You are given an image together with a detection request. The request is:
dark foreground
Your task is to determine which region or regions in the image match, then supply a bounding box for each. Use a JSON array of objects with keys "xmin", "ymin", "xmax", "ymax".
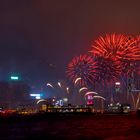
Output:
[{"xmin": 0, "ymin": 113, "xmax": 140, "ymax": 140}]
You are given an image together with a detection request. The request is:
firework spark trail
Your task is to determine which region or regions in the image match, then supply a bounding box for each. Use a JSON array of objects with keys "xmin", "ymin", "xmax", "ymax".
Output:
[
  {"xmin": 136, "ymin": 92, "xmax": 140, "ymax": 109},
  {"xmin": 84, "ymin": 91, "xmax": 98, "ymax": 96},
  {"xmin": 46, "ymin": 83, "xmax": 54, "ymax": 88},
  {"xmin": 74, "ymin": 77, "xmax": 82, "ymax": 85},
  {"xmin": 93, "ymin": 96, "xmax": 106, "ymax": 100},
  {"xmin": 79, "ymin": 87, "xmax": 88, "ymax": 93}
]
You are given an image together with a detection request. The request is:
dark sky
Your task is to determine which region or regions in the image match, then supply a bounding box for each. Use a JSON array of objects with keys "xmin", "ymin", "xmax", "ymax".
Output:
[{"xmin": 0, "ymin": 0, "xmax": 140, "ymax": 85}]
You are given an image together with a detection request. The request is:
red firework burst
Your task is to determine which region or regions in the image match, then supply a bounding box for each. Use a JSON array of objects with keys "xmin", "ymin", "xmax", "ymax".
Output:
[
  {"xmin": 95, "ymin": 57, "xmax": 121, "ymax": 83},
  {"xmin": 90, "ymin": 34, "xmax": 140, "ymax": 61},
  {"xmin": 66, "ymin": 54, "xmax": 98, "ymax": 86}
]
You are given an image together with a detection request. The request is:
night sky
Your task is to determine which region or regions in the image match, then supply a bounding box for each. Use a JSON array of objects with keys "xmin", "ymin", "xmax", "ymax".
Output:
[{"xmin": 0, "ymin": 0, "xmax": 140, "ymax": 86}]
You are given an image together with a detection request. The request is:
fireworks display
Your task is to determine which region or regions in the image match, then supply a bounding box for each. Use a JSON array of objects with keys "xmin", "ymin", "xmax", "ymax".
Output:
[
  {"xmin": 90, "ymin": 34, "xmax": 140, "ymax": 61},
  {"xmin": 65, "ymin": 33, "xmax": 140, "ymax": 108},
  {"xmin": 89, "ymin": 34, "xmax": 140, "ymax": 75},
  {"xmin": 66, "ymin": 54, "xmax": 98, "ymax": 86},
  {"xmin": 66, "ymin": 33, "xmax": 140, "ymax": 90},
  {"xmin": 95, "ymin": 57, "xmax": 121, "ymax": 82},
  {"xmin": 66, "ymin": 56, "xmax": 120, "ymax": 85}
]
